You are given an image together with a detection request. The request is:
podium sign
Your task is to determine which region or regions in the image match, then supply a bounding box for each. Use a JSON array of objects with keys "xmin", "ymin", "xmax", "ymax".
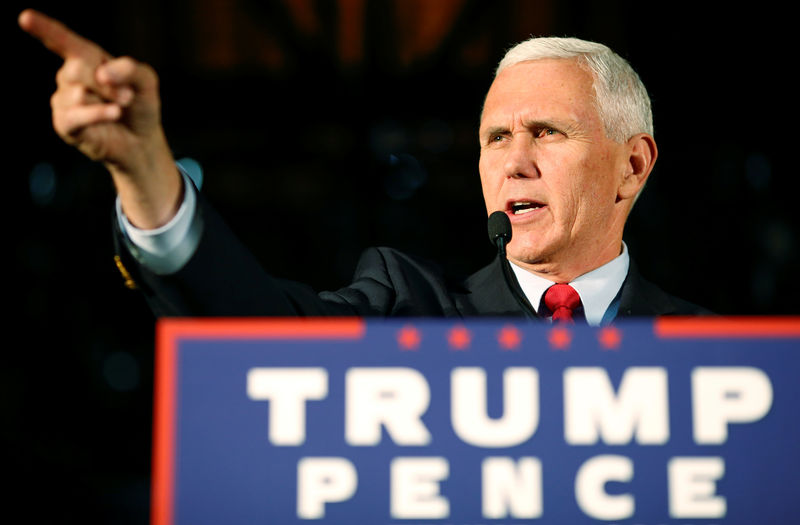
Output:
[{"xmin": 151, "ymin": 318, "xmax": 800, "ymax": 524}]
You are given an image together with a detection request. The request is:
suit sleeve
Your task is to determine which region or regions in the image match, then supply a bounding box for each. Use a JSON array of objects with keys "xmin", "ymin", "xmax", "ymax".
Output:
[
  {"xmin": 113, "ymin": 191, "xmax": 367, "ymax": 317},
  {"xmin": 113, "ymin": 187, "xmax": 464, "ymax": 317}
]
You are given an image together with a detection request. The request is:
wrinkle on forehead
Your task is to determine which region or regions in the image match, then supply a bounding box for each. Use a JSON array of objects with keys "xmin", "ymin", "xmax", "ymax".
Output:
[
  {"xmin": 479, "ymin": 62, "xmax": 604, "ymax": 144},
  {"xmin": 481, "ymin": 58, "xmax": 597, "ymax": 120}
]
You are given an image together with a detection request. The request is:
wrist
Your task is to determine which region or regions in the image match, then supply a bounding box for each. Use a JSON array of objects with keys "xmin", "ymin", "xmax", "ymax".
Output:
[{"xmin": 109, "ymin": 135, "xmax": 183, "ymax": 229}]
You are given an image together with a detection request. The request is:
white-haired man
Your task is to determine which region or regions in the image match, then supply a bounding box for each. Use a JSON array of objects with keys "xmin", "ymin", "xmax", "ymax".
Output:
[{"xmin": 20, "ymin": 9, "xmax": 707, "ymax": 323}]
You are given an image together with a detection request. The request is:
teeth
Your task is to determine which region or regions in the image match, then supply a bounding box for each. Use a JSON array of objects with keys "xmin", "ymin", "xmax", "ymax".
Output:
[{"xmin": 512, "ymin": 202, "xmax": 542, "ymax": 214}]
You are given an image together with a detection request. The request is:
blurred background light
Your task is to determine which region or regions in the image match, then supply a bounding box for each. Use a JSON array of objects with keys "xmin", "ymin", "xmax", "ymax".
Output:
[{"xmin": 29, "ymin": 162, "xmax": 57, "ymax": 207}]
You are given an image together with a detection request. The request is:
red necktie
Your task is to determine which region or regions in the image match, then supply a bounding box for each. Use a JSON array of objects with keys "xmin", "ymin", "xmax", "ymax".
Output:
[{"xmin": 544, "ymin": 284, "xmax": 582, "ymax": 323}]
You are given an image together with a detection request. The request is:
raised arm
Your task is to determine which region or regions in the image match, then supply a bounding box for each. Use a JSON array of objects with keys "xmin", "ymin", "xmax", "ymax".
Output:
[{"xmin": 18, "ymin": 9, "xmax": 182, "ymax": 229}]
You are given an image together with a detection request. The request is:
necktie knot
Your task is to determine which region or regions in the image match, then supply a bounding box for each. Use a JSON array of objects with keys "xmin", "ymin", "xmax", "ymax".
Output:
[{"xmin": 544, "ymin": 283, "xmax": 582, "ymax": 323}]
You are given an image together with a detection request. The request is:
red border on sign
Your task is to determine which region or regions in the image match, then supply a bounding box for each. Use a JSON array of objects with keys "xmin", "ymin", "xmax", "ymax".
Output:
[
  {"xmin": 655, "ymin": 316, "xmax": 800, "ymax": 338},
  {"xmin": 150, "ymin": 318, "xmax": 366, "ymax": 525}
]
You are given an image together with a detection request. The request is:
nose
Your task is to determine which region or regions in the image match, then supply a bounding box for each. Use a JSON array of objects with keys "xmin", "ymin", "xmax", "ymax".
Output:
[{"xmin": 502, "ymin": 135, "xmax": 538, "ymax": 179}]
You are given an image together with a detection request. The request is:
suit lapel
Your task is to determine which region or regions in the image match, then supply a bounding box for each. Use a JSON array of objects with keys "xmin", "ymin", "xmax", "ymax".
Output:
[
  {"xmin": 617, "ymin": 258, "xmax": 683, "ymax": 317},
  {"xmin": 458, "ymin": 256, "xmax": 538, "ymax": 318}
]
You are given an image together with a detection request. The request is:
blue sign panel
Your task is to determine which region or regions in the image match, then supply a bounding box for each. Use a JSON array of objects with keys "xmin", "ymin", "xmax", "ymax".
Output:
[{"xmin": 151, "ymin": 317, "xmax": 800, "ymax": 524}]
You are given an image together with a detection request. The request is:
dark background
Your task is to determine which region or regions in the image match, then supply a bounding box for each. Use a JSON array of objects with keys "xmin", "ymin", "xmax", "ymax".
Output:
[{"xmin": 7, "ymin": 1, "xmax": 796, "ymax": 523}]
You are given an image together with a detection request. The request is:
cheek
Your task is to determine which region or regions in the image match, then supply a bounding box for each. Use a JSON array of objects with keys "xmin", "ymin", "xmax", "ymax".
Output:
[
  {"xmin": 571, "ymin": 171, "xmax": 619, "ymax": 225},
  {"xmin": 548, "ymin": 160, "xmax": 607, "ymax": 221},
  {"xmin": 573, "ymin": 148, "xmax": 619, "ymax": 192}
]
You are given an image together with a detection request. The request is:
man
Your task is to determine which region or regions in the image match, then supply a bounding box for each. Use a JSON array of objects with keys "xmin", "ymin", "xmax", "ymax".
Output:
[{"xmin": 19, "ymin": 9, "xmax": 707, "ymax": 323}]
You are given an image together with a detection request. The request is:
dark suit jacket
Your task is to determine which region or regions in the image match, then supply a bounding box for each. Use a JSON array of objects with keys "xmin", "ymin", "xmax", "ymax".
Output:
[{"xmin": 115, "ymin": 193, "xmax": 708, "ymax": 319}]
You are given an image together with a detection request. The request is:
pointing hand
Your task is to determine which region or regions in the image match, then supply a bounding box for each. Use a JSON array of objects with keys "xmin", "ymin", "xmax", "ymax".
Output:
[{"xmin": 19, "ymin": 9, "xmax": 182, "ymax": 229}]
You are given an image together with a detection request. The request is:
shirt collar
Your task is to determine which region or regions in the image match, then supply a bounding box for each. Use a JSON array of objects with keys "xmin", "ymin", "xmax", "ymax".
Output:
[{"xmin": 508, "ymin": 243, "xmax": 630, "ymax": 326}]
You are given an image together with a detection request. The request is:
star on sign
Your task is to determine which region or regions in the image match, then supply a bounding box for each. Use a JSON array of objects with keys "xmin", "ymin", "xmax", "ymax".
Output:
[
  {"xmin": 497, "ymin": 325, "xmax": 522, "ymax": 350},
  {"xmin": 598, "ymin": 326, "xmax": 622, "ymax": 350},
  {"xmin": 447, "ymin": 325, "xmax": 471, "ymax": 350},
  {"xmin": 548, "ymin": 326, "xmax": 572, "ymax": 350},
  {"xmin": 396, "ymin": 325, "xmax": 421, "ymax": 350}
]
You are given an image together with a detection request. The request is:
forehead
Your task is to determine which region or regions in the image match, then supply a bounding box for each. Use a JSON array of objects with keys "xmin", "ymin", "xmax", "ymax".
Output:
[{"xmin": 481, "ymin": 58, "xmax": 598, "ymax": 127}]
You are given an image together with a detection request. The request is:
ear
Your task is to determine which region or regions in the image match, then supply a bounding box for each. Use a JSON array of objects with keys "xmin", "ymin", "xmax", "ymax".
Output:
[{"xmin": 617, "ymin": 133, "xmax": 657, "ymax": 201}]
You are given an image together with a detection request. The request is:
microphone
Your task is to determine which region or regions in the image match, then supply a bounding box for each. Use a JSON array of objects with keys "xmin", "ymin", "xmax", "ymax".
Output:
[
  {"xmin": 487, "ymin": 210, "xmax": 536, "ymax": 318},
  {"xmin": 487, "ymin": 211, "xmax": 512, "ymax": 256}
]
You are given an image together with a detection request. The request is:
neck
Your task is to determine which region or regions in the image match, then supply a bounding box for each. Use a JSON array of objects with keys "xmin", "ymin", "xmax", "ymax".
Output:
[{"xmin": 509, "ymin": 240, "xmax": 625, "ymax": 283}]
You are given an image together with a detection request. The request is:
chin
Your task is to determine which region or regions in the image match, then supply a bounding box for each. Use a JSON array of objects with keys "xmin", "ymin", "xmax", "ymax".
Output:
[
  {"xmin": 508, "ymin": 232, "xmax": 544, "ymax": 258},
  {"xmin": 507, "ymin": 245, "xmax": 547, "ymax": 267},
  {"xmin": 506, "ymin": 234, "xmax": 567, "ymax": 270}
]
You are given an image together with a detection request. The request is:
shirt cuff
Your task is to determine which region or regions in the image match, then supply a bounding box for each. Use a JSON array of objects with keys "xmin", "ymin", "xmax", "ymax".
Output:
[{"xmin": 116, "ymin": 166, "xmax": 203, "ymax": 275}]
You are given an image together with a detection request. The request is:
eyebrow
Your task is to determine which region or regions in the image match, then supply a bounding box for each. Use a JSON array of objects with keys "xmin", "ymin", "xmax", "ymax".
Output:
[
  {"xmin": 480, "ymin": 125, "xmax": 509, "ymax": 138},
  {"xmin": 524, "ymin": 117, "xmax": 579, "ymax": 133},
  {"xmin": 480, "ymin": 118, "xmax": 574, "ymax": 140}
]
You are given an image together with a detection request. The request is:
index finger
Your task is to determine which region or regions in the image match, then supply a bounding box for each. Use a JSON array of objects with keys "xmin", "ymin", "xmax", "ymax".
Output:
[{"xmin": 18, "ymin": 9, "xmax": 109, "ymax": 61}]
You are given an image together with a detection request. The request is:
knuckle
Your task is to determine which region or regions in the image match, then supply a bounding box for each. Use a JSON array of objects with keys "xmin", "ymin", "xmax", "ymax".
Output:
[
  {"xmin": 56, "ymin": 59, "xmax": 84, "ymax": 84},
  {"xmin": 117, "ymin": 55, "xmax": 138, "ymax": 67},
  {"xmin": 51, "ymin": 85, "xmax": 90, "ymax": 109},
  {"xmin": 143, "ymin": 63, "xmax": 159, "ymax": 86},
  {"xmin": 110, "ymin": 55, "xmax": 138, "ymax": 77},
  {"xmin": 132, "ymin": 59, "xmax": 158, "ymax": 87},
  {"xmin": 139, "ymin": 61, "xmax": 155, "ymax": 76},
  {"xmin": 101, "ymin": 55, "xmax": 159, "ymax": 89},
  {"xmin": 54, "ymin": 64, "xmax": 70, "ymax": 85},
  {"xmin": 52, "ymin": 113, "xmax": 70, "ymax": 139}
]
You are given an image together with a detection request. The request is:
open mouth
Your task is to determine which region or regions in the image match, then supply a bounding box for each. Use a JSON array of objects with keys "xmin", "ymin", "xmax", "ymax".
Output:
[{"xmin": 509, "ymin": 201, "xmax": 545, "ymax": 215}]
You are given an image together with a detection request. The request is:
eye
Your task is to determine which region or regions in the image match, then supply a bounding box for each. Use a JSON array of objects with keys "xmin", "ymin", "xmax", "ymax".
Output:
[
  {"xmin": 483, "ymin": 133, "xmax": 507, "ymax": 146},
  {"xmin": 537, "ymin": 127, "xmax": 560, "ymax": 138}
]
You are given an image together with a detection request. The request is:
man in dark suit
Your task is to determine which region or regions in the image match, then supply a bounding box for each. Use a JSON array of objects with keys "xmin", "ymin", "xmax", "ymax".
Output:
[{"xmin": 20, "ymin": 9, "xmax": 707, "ymax": 323}]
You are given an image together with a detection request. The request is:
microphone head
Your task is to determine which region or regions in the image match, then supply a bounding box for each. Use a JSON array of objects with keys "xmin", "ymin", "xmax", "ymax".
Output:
[{"xmin": 487, "ymin": 211, "xmax": 512, "ymax": 247}]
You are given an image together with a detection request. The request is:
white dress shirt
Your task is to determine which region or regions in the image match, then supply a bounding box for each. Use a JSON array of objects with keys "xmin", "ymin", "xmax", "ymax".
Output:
[
  {"xmin": 116, "ymin": 166, "xmax": 201, "ymax": 275},
  {"xmin": 509, "ymin": 244, "xmax": 629, "ymax": 326}
]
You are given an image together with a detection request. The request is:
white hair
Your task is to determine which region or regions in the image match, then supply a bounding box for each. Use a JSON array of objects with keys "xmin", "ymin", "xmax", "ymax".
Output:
[{"xmin": 495, "ymin": 37, "xmax": 653, "ymax": 142}]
